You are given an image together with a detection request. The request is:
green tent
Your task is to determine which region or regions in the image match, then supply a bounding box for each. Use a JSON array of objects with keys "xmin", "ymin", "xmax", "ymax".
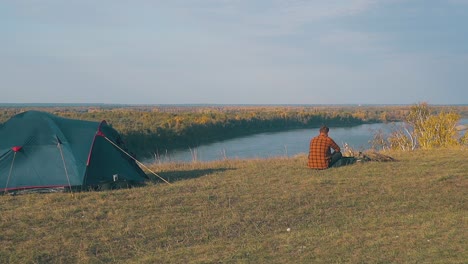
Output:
[{"xmin": 0, "ymin": 111, "xmax": 148, "ymax": 193}]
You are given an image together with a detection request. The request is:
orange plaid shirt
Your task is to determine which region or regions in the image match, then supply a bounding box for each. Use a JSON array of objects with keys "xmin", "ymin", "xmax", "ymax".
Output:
[{"xmin": 308, "ymin": 133, "xmax": 341, "ymax": 169}]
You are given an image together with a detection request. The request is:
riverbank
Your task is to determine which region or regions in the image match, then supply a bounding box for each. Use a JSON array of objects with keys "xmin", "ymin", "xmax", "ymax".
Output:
[
  {"xmin": 146, "ymin": 118, "xmax": 468, "ymax": 163},
  {"xmin": 1, "ymin": 148, "xmax": 466, "ymax": 263},
  {"xmin": 146, "ymin": 122, "xmax": 394, "ymax": 163}
]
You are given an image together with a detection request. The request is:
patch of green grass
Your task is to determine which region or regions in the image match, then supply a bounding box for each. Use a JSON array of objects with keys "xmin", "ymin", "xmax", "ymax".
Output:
[{"xmin": 1, "ymin": 149, "xmax": 467, "ymax": 263}]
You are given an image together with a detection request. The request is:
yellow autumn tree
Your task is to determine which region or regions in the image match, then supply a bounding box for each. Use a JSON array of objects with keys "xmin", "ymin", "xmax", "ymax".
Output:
[{"xmin": 387, "ymin": 103, "xmax": 461, "ymax": 150}]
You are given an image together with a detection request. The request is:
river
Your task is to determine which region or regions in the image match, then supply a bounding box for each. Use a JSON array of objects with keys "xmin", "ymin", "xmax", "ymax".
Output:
[{"xmin": 147, "ymin": 119, "xmax": 468, "ymax": 163}]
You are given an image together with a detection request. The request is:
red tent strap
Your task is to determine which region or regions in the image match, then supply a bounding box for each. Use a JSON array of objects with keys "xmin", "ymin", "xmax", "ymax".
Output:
[
  {"xmin": 12, "ymin": 146, "xmax": 22, "ymax": 152},
  {"xmin": 86, "ymin": 120, "xmax": 107, "ymax": 166},
  {"xmin": 96, "ymin": 120, "xmax": 107, "ymax": 137}
]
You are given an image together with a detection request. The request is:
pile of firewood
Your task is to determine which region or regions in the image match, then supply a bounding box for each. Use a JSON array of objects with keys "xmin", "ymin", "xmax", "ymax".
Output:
[
  {"xmin": 359, "ymin": 151, "xmax": 397, "ymax": 162},
  {"xmin": 342, "ymin": 143, "xmax": 397, "ymax": 162}
]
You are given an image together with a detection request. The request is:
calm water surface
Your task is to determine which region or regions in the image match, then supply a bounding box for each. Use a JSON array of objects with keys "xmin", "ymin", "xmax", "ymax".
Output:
[{"xmin": 148, "ymin": 119, "xmax": 468, "ymax": 163}]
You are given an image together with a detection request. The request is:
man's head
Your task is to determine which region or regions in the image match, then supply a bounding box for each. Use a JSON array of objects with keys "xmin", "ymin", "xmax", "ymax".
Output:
[{"xmin": 319, "ymin": 126, "xmax": 329, "ymax": 134}]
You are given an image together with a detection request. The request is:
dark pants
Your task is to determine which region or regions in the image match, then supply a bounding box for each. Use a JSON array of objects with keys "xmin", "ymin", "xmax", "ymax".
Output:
[
  {"xmin": 329, "ymin": 152, "xmax": 357, "ymax": 168},
  {"xmin": 329, "ymin": 152, "xmax": 343, "ymax": 167}
]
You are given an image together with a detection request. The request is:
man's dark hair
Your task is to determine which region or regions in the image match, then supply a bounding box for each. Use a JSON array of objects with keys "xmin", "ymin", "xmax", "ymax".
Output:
[{"xmin": 319, "ymin": 126, "xmax": 329, "ymax": 133}]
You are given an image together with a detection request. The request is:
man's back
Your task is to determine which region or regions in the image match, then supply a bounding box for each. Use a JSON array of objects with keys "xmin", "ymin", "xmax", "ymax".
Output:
[{"xmin": 308, "ymin": 133, "xmax": 340, "ymax": 169}]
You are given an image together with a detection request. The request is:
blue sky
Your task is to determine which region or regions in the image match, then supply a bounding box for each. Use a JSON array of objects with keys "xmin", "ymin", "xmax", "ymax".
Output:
[{"xmin": 2, "ymin": 0, "xmax": 468, "ymax": 105}]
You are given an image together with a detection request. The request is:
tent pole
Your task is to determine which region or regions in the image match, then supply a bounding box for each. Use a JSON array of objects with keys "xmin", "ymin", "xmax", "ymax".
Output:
[
  {"xmin": 57, "ymin": 140, "xmax": 73, "ymax": 194},
  {"xmin": 4, "ymin": 152, "xmax": 17, "ymax": 194}
]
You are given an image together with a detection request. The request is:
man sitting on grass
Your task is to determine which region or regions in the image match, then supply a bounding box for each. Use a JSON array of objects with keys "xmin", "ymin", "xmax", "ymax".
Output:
[{"xmin": 308, "ymin": 125, "xmax": 349, "ymax": 169}]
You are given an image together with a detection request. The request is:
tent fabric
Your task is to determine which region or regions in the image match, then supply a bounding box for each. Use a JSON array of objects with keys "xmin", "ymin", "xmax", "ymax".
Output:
[{"xmin": 0, "ymin": 111, "xmax": 148, "ymax": 192}]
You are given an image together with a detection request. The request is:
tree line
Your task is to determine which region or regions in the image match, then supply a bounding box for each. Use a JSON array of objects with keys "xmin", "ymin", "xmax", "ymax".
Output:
[{"xmin": 1, "ymin": 104, "xmax": 467, "ymax": 158}]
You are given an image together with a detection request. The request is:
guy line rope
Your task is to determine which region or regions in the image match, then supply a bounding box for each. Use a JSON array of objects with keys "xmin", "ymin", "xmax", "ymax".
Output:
[{"xmin": 103, "ymin": 136, "xmax": 171, "ymax": 185}]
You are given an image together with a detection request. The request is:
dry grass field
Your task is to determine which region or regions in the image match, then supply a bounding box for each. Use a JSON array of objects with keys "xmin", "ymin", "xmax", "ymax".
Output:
[{"xmin": 1, "ymin": 148, "xmax": 467, "ymax": 263}]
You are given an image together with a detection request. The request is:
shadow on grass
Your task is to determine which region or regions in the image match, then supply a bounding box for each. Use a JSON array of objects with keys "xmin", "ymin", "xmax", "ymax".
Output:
[{"xmin": 148, "ymin": 167, "xmax": 236, "ymax": 184}]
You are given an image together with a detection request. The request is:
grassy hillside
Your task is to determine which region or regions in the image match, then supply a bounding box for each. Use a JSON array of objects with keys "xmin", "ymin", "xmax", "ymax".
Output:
[{"xmin": 1, "ymin": 148, "xmax": 466, "ymax": 263}]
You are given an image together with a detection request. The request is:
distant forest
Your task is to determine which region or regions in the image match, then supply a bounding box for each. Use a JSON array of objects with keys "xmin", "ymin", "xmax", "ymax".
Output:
[{"xmin": 1, "ymin": 104, "xmax": 467, "ymax": 158}]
